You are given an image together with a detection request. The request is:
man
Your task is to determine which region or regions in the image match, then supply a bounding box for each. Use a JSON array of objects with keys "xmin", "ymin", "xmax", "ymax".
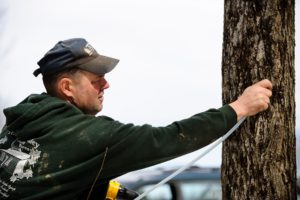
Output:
[{"xmin": 0, "ymin": 38, "xmax": 272, "ymax": 200}]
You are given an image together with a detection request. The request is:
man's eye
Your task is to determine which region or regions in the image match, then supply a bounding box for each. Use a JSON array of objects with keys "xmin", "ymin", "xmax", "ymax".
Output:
[{"xmin": 91, "ymin": 80, "xmax": 100, "ymax": 84}]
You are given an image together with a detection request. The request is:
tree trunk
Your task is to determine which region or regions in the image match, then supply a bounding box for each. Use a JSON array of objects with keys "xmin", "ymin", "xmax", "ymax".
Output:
[{"xmin": 221, "ymin": 0, "xmax": 296, "ymax": 199}]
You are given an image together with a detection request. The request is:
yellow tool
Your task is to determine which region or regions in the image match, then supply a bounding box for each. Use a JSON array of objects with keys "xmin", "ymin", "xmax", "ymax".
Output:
[{"xmin": 106, "ymin": 180, "xmax": 139, "ymax": 200}]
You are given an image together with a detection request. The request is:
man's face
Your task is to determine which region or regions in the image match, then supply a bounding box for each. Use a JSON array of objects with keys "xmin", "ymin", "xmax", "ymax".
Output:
[{"xmin": 70, "ymin": 70, "xmax": 110, "ymax": 115}]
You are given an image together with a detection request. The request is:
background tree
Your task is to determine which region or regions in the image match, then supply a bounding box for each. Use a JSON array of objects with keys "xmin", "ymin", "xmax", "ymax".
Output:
[{"xmin": 221, "ymin": 0, "xmax": 296, "ymax": 199}]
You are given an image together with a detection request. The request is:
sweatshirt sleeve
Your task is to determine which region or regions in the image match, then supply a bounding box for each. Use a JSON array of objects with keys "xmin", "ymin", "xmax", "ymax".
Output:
[{"xmin": 99, "ymin": 105, "xmax": 237, "ymax": 178}]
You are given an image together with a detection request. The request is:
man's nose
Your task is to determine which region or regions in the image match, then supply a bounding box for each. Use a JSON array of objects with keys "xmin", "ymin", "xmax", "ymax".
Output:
[
  {"xmin": 103, "ymin": 81, "xmax": 110, "ymax": 90},
  {"xmin": 101, "ymin": 78, "xmax": 110, "ymax": 90}
]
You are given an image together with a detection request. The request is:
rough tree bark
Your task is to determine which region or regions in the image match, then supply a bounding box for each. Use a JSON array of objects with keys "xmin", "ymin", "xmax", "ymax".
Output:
[{"xmin": 221, "ymin": 0, "xmax": 296, "ymax": 199}]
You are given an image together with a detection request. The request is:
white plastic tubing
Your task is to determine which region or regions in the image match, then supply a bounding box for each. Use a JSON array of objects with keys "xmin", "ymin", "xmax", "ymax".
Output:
[{"xmin": 134, "ymin": 116, "xmax": 246, "ymax": 200}]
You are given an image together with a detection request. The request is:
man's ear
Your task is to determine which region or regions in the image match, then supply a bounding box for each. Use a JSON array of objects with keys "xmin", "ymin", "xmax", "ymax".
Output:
[{"xmin": 57, "ymin": 77, "xmax": 74, "ymax": 98}]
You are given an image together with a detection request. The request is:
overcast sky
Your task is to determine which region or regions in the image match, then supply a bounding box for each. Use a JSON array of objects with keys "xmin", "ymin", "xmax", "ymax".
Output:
[{"xmin": 0, "ymin": 0, "xmax": 299, "ymax": 169}]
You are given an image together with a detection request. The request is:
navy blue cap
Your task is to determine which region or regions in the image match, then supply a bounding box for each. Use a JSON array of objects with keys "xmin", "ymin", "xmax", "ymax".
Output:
[{"xmin": 33, "ymin": 38, "xmax": 119, "ymax": 77}]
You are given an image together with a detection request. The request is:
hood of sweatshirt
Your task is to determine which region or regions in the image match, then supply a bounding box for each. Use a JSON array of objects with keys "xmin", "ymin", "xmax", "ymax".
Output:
[{"xmin": 3, "ymin": 93, "xmax": 83, "ymax": 140}]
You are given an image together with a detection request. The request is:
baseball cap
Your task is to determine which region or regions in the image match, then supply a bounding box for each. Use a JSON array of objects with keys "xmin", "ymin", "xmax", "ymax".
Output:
[{"xmin": 33, "ymin": 38, "xmax": 119, "ymax": 77}]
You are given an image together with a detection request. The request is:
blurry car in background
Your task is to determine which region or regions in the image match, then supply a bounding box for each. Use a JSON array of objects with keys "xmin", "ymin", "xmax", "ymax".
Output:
[
  {"xmin": 116, "ymin": 166, "xmax": 221, "ymax": 200},
  {"xmin": 117, "ymin": 166, "xmax": 300, "ymax": 200}
]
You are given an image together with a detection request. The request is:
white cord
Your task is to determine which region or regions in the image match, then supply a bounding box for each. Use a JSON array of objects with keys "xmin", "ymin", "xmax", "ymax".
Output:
[{"xmin": 134, "ymin": 116, "xmax": 246, "ymax": 200}]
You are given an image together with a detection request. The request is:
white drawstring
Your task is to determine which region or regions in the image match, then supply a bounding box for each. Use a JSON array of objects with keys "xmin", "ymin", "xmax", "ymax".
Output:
[{"xmin": 134, "ymin": 116, "xmax": 246, "ymax": 200}]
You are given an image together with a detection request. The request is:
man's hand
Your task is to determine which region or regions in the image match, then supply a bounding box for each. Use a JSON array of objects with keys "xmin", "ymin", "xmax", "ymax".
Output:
[{"xmin": 229, "ymin": 79, "xmax": 273, "ymax": 121}]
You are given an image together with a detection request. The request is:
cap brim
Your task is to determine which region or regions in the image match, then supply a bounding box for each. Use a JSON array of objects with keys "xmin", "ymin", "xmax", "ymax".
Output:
[{"xmin": 77, "ymin": 54, "xmax": 119, "ymax": 75}]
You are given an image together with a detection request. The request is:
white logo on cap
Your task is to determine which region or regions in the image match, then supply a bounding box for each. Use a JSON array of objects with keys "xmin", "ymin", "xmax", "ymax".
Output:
[{"xmin": 84, "ymin": 43, "xmax": 95, "ymax": 56}]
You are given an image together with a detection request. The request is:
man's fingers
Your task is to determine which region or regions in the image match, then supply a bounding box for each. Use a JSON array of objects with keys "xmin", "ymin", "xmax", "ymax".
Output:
[
  {"xmin": 259, "ymin": 94, "xmax": 271, "ymax": 109},
  {"xmin": 255, "ymin": 79, "xmax": 273, "ymax": 98},
  {"xmin": 261, "ymin": 87, "xmax": 273, "ymax": 97},
  {"xmin": 256, "ymin": 79, "xmax": 273, "ymax": 90},
  {"xmin": 231, "ymin": 79, "xmax": 273, "ymax": 118},
  {"xmin": 255, "ymin": 98, "xmax": 269, "ymax": 113}
]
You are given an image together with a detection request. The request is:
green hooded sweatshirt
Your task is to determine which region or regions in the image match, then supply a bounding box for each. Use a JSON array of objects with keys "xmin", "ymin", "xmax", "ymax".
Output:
[{"xmin": 0, "ymin": 93, "xmax": 237, "ymax": 200}]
